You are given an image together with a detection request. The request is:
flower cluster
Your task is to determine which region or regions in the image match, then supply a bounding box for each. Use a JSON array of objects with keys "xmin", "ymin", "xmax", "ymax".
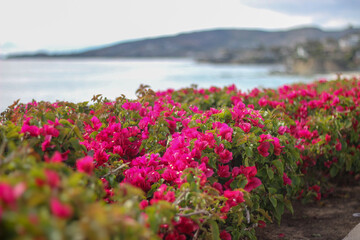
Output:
[{"xmin": 0, "ymin": 77, "xmax": 358, "ymax": 239}]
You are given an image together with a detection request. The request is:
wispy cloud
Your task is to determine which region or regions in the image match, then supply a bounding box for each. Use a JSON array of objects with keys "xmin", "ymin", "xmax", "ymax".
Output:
[{"xmin": 0, "ymin": 0, "xmax": 358, "ymax": 54}]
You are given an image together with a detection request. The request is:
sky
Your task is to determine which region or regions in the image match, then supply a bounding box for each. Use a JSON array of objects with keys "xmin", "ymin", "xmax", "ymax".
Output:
[{"xmin": 0, "ymin": 0, "xmax": 359, "ymax": 55}]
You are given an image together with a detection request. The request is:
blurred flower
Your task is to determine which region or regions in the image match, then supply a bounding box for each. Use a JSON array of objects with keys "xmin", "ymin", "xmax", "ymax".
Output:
[
  {"xmin": 217, "ymin": 165, "xmax": 231, "ymax": 178},
  {"xmin": 50, "ymin": 198, "xmax": 73, "ymax": 219},
  {"xmin": 76, "ymin": 156, "xmax": 94, "ymax": 175},
  {"xmin": 283, "ymin": 173, "xmax": 292, "ymax": 186},
  {"xmin": 220, "ymin": 230, "xmax": 232, "ymax": 240},
  {"xmin": 257, "ymin": 142, "xmax": 270, "ymax": 157}
]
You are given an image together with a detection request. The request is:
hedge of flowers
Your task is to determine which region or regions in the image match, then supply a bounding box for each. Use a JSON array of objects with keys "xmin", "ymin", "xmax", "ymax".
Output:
[{"xmin": 0, "ymin": 77, "xmax": 359, "ymax": 239}]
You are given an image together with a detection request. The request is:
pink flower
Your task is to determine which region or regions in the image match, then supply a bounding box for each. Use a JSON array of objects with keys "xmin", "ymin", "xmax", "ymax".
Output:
[
  {"xmin": 50, "ymin": 198, "xmax": 73, "ymax": 219},
  {"xmin": 122, "ymin": 101, "xmax": 142, "ymax": 111},
  {"xmin": 174, "ymin": 217, "xmax": 199, "ymax": 235},
  {"xmin": 231, "ymin": 96, "xmax": 242, "ymax": 106},
  {"xmin": 336, "ymin": 106, "xmax": 344, "ymax": 112},
  {"xmin": 151, "ymin": 184, "xmax": 176, "ymax": 204},
  {"xmin": 20, "ymin": 123, "xmax": 40, "ymax": 137},
  {"xmin": 113, "ymin": 145, "xmax": 124, "ymax": 155},
  {"xmin": 139, "ymin": 200, "xmax": 149, "ymax": 210},
  {"xmin": 45, "ymin": 151, "xmax": 64, "ymax": 163},
  {"xmin": 324, "ymin": 161, "xmax": 332, "ymax": 168},
  {"xmin": 201, "ymin": 156, "xmax": 209, "ymax": 164},
  {"xmin": 76, "ymin": 156, "xmax": 94, "ymax": 175},
  {"xmin": 213, "ymin": 182, "xmax": 223, "ymax": 194},
  {"xmin": 283, "ymin": 173, "xmax": 292, "ymax": 186},
  {"xmin": 335, "ymin": 140, "xmax": 342, "ymax": 151},
  {"xmin": 0, "ymin": 182, "xmax": 26, "ymax": 206},
  {"xmin": 41, "ymin": 135, "xmax": 55, "ymax": 152},
  {"xmin": 258, "ymin": 97, "xmax": 267, "ymax": 107},
  {"xmin": 41, "ymin": 124, "xmax": 59, "ymax": 137},
  {"xmin": 220, "ymin": 230, "xmax": 232, "ymax": 240},
  {"xmin": 162, "ymin": 169, "xmax": 178, "ymax": 182},
  {"xmin": 258, "ymin": 220, "xmax": 266, "ymax": 228},
  {"xmin": 13, "ymin": 183, "xmax": 26, "ymax": 199},
  {"xmin": 242, "ymin": 166, "xmax": 257, "ymax": 178},
  {"xmin": 198, "ymin": 163, "xmax": 214, "ymax": 178},
  {"xmin": 331, "ymin": 96, "xmax": 340, "ymax": 106},
  {"xmin": 194, "ymin": 140, "xmax": 208, "ymax": 152},
  {"xmin": 272, "ymin": 137, "xmax": 284, "ymax": 156},
  {"xmin": 240, "ymin": 122, "xmax": 251, "ymax": 133},
  {"xmin": 94, "ymin": 149, "xmax": 109, "ymax": 166},
  {"xmin": 189, "ymin": 105, "xmax": 202, "ymax": 113},
  {"xmin": 278, "ymin": 126, "xmax": 288, "ymax": 135},
  {"xmin": 147, "ymin": 171, "xmax": 160, "ymax": 183},
  {"xmin": 165, "ymin": 231, "xmax": 186, "ymax": 240},
  {"xmin": 0, "ymin": 184, "xmax": 15, "ymax": 205},
  {"xmin": 257, "ymin": 142, "xmax": 270, "ymax": 157},
  {"xmin": 244, "ymin": 177, "xmax": 262, "ymax": 192},
  {"xmin": 47, "ymin": 118, "xmax": 63, "ymax": 127},
  {"xmin": 45, "ymin": 170, "xmax": 60, "ymax": 188},
  {"xmin": 213, "ymin": 122, "xmax": 233, "ymax": 142},
  {"xmin": 308, "ymin": 185, "xmax": 321, "ymax": 201},
  {"xmin": 325, "ymin": 134, "xmax": 331, "ymax": 143},
  {"xmin": 215, "ymin": 144, "xmax": 233, "ymax": 164},
  {"xmin": 90, "ymin": 116, "xmax": 102, "ymax": 131},
  {"xmin": 224, "ymin": 190, "xmax": 244, "ymax": 207},
  {"xmin": 221, "ymin": 202, "xmax": 230, "ymax": 213},
  {"xmin": 217, "ymin": 165, "xmax": 231, "ymax": 178},
  {"xmin": 219, "ymin": 149, "xmax": 233, "ymax": 164}
]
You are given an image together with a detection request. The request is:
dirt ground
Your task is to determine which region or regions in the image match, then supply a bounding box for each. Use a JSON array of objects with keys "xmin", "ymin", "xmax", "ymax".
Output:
[{"xmin": 256, "ymin": 185, "xmax": 360, "ymax": 240}]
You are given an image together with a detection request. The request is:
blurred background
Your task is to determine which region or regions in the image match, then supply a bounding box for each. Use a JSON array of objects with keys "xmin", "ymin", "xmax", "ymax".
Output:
[{"xmin": 1, "ymin": 0, "xmax": 359, "ymax": 111}]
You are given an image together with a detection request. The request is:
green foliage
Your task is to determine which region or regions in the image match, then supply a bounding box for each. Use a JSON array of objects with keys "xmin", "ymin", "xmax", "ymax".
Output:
[{"xmin": 0, "ymin": 77, "xmax": 359, "ymax": 239}]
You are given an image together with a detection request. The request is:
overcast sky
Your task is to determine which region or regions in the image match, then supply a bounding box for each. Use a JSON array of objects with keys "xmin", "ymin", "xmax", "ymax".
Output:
[{"xmin": 1, "ymin": 0, "xmax": 359, "ymax": 54}]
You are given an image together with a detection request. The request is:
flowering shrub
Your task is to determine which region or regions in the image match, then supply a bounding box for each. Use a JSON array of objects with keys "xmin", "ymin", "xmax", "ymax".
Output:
[
  {"xmin": 165, "ymin": 77, "xmax": 360, "ymax": 196},
  {"xmin": 0, "ymin": 77, "xmax": 359, "ymax": 239}
]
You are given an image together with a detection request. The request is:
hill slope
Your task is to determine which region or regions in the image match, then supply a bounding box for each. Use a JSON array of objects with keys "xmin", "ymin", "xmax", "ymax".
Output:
[{"xmin": 9, "ymin": 27, "xmax": 360, "ymax": 58}]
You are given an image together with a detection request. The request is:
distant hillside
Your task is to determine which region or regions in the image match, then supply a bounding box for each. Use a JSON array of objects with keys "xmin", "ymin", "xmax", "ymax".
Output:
[{"xmin": 8, "ymin": 27, "xmax": 360, "ymax": 59}]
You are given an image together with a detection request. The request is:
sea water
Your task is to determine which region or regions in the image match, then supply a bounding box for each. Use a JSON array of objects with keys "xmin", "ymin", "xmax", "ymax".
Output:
[{"xmin": 0, "ymin": 58, "xmax": 327, "ymax": 112}]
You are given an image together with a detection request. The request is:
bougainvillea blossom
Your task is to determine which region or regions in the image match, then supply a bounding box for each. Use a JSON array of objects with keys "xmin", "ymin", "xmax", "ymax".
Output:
[{"xmin": 50, "ymin": 198, "xmax": 73, "ymax": 219}]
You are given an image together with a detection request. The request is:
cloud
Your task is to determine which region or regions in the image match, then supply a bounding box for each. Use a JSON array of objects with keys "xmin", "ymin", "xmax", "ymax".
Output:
[
  {"xmin": 1, "ymin": 0, "xmax": 355, "ymax": 54},
  {"xmin": 241, "ymin": 0, "xmax": 360, "ymax": 27},
  {"xmin": 0, "ymin": 0, "xmax": 314, "ymax": 53}
]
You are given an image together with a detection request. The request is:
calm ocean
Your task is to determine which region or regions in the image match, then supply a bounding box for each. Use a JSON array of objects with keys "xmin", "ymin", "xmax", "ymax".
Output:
[{"xmin": 0, "ymin": 58, "xmax": 328, "ymax": 112}]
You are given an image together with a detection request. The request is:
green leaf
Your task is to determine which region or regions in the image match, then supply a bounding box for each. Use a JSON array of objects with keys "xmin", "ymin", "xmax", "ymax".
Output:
[
  {"xmin": 59, "ymin": 119, "xmax": 73, "ymax": 127},
  {"xmin": 345, "ymin": 157, "xmax": 352, "ymax": 171},
  {"xmin": 257, "ymin": 208, "xmax": 272, "ymax": 222},
  {"xmin": 284, "ymin": 199, "xmax": 294, "ymax": 215},
  {"xmin": 244, "ymin": 157, "xmax": 249, "ymax": 167},
  {"xmin": 69, "ymin": 137, "xmax": 85, "ymax": 151},
  {"xmin": 147, "ymin": 182, "xmax": 160, "ymax": 198},
  {"xmin": 106, "ymin": 174, "xmax": 117, "ymax": 188},
  {"xmin": 274, "ymin": 201, "xmax": 285, "ymax": 224},
  {"xmin": 330, "ymin": 165, "xmax": 339, "ymax": 177},
  {"xmin": 272, "ymin": 160, "xmax": 284, "ymax": 175},
  {"xmin": 186, "ymin": 174, "xmax": 195, "ymax": 184},
  {"xmin": 209, "ymin": 220, "xmax": 221, "ymax": 240},
  {"xmin": 267, "ymin": 187, "xmax": 277, "ymax": 194},
  {"xmin": 270, "ymin": 196, "xmax": 277, "ymax": 208},
  {"xmin": 238, "ymin": 178, "xmax": 248, "ymax": 189},
  {"xmin": 224, "ymin": 108, "xmax": 232, "ymax": 122},
  {"xmin": 145, "ymin": 206, "xmax": 160, "ymax": 232},
  {"xmin": 89, "ymin": 131, "xmax": 98, "ymax": 139},
  {"xmin": 73, "ymin": 125, "xmax": 84, "ymax": 141},
  {"xmin": 230, "ymin": 176, "xmax": 248, "ymax": 190},
  {"xmin": 266, "ymin": 166, "xmax": 274, "ymax": 180},
  {"xmin": 208, "ymin": 156, "xmax": 217, "ymax": 170},
  {"xmin": 245, "ymin": 146, "xmax": 253, "ymax": 158}
]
